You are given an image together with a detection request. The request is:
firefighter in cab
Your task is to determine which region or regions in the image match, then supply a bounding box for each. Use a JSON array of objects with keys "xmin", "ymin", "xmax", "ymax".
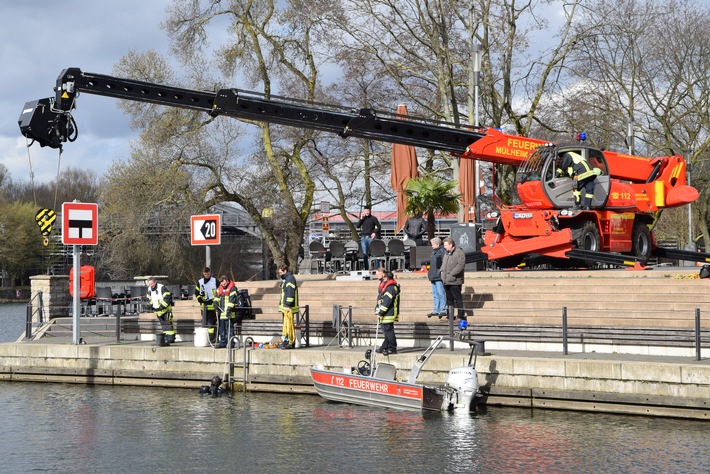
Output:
[{"xmin": 557, "ymin": 150, "xmax": 602, "ymax": 210}]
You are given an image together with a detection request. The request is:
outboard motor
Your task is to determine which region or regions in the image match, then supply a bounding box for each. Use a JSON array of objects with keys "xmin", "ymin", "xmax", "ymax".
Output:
[{"xmin": 444, "ymin": 366, "xmax": 478, "ymax": 411}]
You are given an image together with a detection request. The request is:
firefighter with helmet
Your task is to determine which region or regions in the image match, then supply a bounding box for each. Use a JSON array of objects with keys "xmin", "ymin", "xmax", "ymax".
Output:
[{"xmin": 557, "ymin": 150, "xmax": 601, "ymax": 210}]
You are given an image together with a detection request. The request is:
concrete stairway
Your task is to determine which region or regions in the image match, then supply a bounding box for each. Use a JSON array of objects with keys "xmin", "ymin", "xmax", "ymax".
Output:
[{"xmin": 172, "ymin": 269, "xmax": 710, "ymax": 330}]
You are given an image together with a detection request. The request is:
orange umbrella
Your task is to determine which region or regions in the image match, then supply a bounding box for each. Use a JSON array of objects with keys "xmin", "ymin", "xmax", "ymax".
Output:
[
  {"xmin": 459, "ymin": 157, "xmax": 476, "ymax": 222},
  {"xmin": 390, "ymin": 104, "xmax": 419, "ymax": 233}
]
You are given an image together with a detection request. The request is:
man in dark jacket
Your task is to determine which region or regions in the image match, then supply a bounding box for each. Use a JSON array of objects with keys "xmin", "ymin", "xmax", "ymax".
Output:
[
  {"xmin": 403, "ymin": 212, "xmax": 427, "ymax": 246},
  {"xmin": 356, "ymin": 206, "xmax": 381, "ymax": 270},
  {"xmin": 374, "ymin": 268, "xmax": 400, "ymax": 356},
  {"xmin": 427, "ymin": 237, "xmax": 446, "ymax": 317},
  {"xmin": 440, "ymin": 237, "xmax": 466, "ymax": 320}
]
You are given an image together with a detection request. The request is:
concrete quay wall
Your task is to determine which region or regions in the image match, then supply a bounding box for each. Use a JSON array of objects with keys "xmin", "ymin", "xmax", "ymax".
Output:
[{"xmin": 0, "ymin": 342, "xmax": 708, "ymax": 420}]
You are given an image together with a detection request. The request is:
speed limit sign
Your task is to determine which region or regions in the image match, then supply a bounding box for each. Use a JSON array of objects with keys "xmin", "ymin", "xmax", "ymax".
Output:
[{"xmin": 191, "ymin": 214, "xmax": 221, "ymax": 246}]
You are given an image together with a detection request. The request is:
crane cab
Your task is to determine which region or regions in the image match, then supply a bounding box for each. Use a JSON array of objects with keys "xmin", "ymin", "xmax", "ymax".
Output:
[{"xmin": 514, "ymin": 144, "xmax": 610, "ymax": 210}]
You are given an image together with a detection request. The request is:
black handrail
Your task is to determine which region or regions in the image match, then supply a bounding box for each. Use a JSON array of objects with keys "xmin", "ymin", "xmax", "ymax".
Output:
[{"xmin": 25, "ymin": 290, "xmax": 43, "ymax": 340}]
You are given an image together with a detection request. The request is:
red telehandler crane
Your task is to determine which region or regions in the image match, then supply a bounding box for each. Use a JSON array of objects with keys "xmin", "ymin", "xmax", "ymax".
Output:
[{"xmin": 18, "ymin": 68, "xmax": 710, "ymax": 268}]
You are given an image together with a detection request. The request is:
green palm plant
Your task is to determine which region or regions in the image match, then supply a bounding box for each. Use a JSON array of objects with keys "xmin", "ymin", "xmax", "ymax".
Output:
[{"xmin": 404, "ymin": 175, "xmax": 461, "ymax": 239}]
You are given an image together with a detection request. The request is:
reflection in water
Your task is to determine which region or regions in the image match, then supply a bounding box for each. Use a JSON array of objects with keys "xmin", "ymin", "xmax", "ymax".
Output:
[{"xmin": 0, "ymin": 376, "xmax": 708, "ymax": 472}]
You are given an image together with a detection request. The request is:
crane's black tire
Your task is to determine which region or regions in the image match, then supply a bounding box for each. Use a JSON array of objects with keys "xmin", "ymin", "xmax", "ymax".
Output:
[
  {"xmin": 576, "ymin": 220, "xmax": 601, "ymax": 251},
  {"xmin": 631, "ymin": 221, "xmax": 652, "ymax": 263}
]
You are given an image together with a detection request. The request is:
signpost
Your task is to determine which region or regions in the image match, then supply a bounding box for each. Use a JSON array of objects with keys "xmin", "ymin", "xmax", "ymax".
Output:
[
  {"xmin": 62, "ymin": 201, "xmax": 99, "ymax": 345},
  {"xmin": 191, "ymin": 213, "xmax": 221, "ymax": 271}
]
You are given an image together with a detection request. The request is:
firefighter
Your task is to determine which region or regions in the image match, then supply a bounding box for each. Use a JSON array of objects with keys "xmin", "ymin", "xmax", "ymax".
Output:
[
  {"xmin": 147, "ymin": 277, "xmax": 176, "ymax": 344},
  {"xmin": 557, "ymin": 151, "xmax": 601, "ymax": 210},
  {"xmin": 216, "ymin": 275, "xmax": 238, "ymax": 348},
  {"xmin": 278, "ymin": 264, "xmax": 299, "ymax": 349},
  {"xmin": 374, "ymin": 268, "xmax": 400, "ymax": 356},
  {"xmin": 195, "ymin": 267, "xmax": 218, "ymax": 344}
]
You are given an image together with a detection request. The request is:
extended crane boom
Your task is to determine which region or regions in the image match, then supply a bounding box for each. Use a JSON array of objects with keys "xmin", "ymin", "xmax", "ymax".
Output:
[{"xmin": 41, "ymin": 68, "xmax": 485, "ymax": 154}]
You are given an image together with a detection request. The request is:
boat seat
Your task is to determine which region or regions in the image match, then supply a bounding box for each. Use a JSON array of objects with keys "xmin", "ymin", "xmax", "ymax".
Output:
[{"xmin": 373, "ymin": 362, "xmax": 396, "ymax": 381}]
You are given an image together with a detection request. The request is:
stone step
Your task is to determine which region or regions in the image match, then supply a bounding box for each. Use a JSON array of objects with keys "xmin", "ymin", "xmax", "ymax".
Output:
[{"xmin": 163, "ymin": 268, "xmax": 710, "ymax": 331}]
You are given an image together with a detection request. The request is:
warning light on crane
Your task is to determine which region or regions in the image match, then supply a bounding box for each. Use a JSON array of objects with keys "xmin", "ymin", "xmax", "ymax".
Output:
[{"xmin": 576, "ymin": 132, "xmax": 587, "ymax": 142}]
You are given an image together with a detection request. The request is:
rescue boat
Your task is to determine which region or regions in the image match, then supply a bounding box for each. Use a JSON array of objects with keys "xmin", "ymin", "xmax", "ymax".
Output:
[{"xmin": 310, "ymin": 336, "xmax": 480, "ymax": 412}]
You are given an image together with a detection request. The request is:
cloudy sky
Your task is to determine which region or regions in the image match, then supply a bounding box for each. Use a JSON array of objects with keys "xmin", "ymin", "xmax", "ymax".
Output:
[{"xmin": 1, "ymin": 1, "xmax": 173, "ymax": 184}]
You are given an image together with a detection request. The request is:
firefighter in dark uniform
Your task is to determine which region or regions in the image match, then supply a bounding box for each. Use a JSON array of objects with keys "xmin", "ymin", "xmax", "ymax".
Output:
[
  {"xmin": 557, "ymin": 151, "xmax": 600, "ymax": 210},
  {"xmin": 374, "ymin": 268, "xmax": 400, "ymax": 356},
  {"xmin": 216, "ymin": 275, "xmax": 238, "ymax": 348},
  {"xmin": 278, "ymin": 264, "xmax": 299, "ymax": 349},
  {"xmin": 195, "ymin": 267, "xmax": 218, "ymax": 343},
  {"xmin": 147, "ymin": 277, "xmax": 175, "ymax": 344}
]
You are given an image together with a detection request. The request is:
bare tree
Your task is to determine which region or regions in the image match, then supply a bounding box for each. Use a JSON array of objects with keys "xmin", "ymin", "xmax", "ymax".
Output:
[{"xmin": 107, "ymin": 1, "xmax": 352, "ymax": 271}]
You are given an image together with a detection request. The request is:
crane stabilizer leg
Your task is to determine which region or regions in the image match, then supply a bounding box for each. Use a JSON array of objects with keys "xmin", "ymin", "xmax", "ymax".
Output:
[
  {"xmin": 483, "ymin": 229, "xmax": 574, "ymax": 260},
  {"xmin": 407, "ymin": 336, "xmax": 446, "ymax": 384},
  {"xmin": 652, "ymin": 247, "xmax": 710, "ymax": 264}
]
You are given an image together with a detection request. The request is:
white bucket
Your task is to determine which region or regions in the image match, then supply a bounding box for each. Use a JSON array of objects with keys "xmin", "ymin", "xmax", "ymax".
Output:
[
  {"xmin": 295, "ymin": 327, "xmax": 302, "ymax": 348},
  {"xmin": 194, "ymin": 327, "xmax": 210, "ymax": 347}
]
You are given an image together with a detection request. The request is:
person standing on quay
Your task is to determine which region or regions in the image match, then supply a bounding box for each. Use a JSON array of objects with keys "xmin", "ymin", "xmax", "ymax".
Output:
[
  {"xmin": 278, "ymin": 264, "xmax": 299, "ymax": 349},
  {"xmin": 427, "ymin": 237, "xmax": 446, "ymax": 317},
  {"xmin": 356, "ymin": 206, "xmax": 381, "ymax": 270},
  {"xmin": 195, "ymin": 267, "xmax": 218, "ymax": 344},
  {"xmin": 440, "ymin": 237, "xmax": 466, "ymax": 321},
  {"xmin": 147, "ymin": 277, "xmax": 176, "ymax": 344},
  {"xmin": 375, "ymin": 268, "xmax": 400, "ymax": 356},
  {"xmin": 216, "ymin": 275, "xmax": 238, "ymax": 348}
]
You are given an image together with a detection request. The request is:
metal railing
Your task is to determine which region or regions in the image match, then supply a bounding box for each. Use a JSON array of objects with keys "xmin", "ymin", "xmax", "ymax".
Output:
[
  {"xmin": 332, "ymin": 304, "xmax": 354, "ymax": 347},
  {"xmin": 24, "ymin": 290, "xmax": 44, "ymax": 340},
  {"xmin": 331, "ymin": 302, "xmax": 708, "ymax": 360},
  {"xmin": 558, "ymin": 306, "xmax": 706, "ymax": 361}
]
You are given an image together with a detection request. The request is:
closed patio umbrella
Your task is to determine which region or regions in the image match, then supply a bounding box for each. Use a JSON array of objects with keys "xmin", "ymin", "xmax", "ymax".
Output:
[
  {"xmin": 390, "ymin": 104, "xmax": 419, "ymax": 233},
  {"xmin": 459, "ymin": 157, "xmax": 476, "ymax": 222}
]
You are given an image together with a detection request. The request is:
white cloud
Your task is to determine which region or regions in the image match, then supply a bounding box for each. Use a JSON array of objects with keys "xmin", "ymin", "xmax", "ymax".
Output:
[{"xmin": 0, "ymin": 0, "xmax": 172, "ymax": 184}]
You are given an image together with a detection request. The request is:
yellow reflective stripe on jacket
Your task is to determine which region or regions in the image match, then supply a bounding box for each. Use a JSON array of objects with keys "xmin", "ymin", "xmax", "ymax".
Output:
[
  {"xmin": 377, "ymin": 283, "xmax": 400, "ymax": 324},
  {"xmin": 149, "ymin": 283, "xmax": 171, "ymax": 316},
  {"xmin": 279, "ymin": 274, "xmax": 299, "ymax": 312},
  {"xmin": 567, "ymin": 151, "xmax": 596, "ymax": 180}
]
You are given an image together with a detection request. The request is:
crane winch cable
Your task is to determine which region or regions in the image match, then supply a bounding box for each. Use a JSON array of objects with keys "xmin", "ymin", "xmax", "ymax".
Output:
[{"xmin": 25, "ymin": 137, "xmax": 62, "ymax": 246}]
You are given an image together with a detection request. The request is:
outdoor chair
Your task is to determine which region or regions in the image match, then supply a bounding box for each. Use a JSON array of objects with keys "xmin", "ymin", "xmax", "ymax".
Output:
[
  {"xmin": 94, "ymin": 286, "xmax": 114, "ymax": 316},
  {"xmin": 387, "ymin": 239, "xmax": 407, "ymax": 271},
  {"xmin": 309, "ymin": 240, "xmax": 327, "ymax": 273},
  {"xmin": 329, "ymin": 241, "xmax": 347, "ymax": 272},
  {"xmin": 128, "ymin": 285, "xmax": 148, "ymax": 314},
  {"xmin": 368, "ymin": 239, "xmax": 388, "ymax": 270}
]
